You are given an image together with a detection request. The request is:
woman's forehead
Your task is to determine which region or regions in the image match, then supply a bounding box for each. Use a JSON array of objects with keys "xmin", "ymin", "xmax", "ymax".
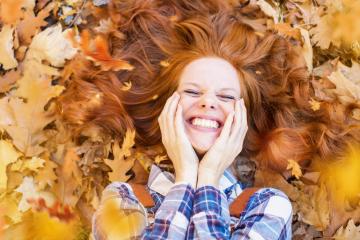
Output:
[{"xmin": 178, "ymin": 57, "xmax": 241, "ymax": 93}]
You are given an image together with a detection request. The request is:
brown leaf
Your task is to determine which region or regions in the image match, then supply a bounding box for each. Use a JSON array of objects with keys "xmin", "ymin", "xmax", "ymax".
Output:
[{"xmin": 272, "ymin": 23, "xmax": 302, "ymax": 40}]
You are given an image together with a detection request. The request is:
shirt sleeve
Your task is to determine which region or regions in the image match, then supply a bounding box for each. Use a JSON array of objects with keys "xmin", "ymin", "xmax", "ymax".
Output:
[
  {"xmin": 231, "ymin": 188, "xmax": 293, "ymax": 240},
  {"xmin": 92, "ymin": 181, "xmax": 195, "ymax": 240},
  {"xmin": 187, "ymin": 185, "xmax": 231, "ymax": 239}
]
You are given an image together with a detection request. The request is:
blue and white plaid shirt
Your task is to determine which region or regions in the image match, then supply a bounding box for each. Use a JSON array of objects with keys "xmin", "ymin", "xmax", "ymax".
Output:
[{"xmin": 92, "ymin": 164, "xmax": 292, "ymax": 239}]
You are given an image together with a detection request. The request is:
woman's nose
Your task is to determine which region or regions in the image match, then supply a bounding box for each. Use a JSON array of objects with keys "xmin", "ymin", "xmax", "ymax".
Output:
[{"xmin": 198, "ymin": 93, "xmax": 216, "ymax": 109}]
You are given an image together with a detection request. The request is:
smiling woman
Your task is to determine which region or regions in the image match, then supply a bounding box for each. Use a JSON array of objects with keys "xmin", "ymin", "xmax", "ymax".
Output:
[{"xmin": 57, "ymin": 0, "xmax": 360, "ymax": 239}]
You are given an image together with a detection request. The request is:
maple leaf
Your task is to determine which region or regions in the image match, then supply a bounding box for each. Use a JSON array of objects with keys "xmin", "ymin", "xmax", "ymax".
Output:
[
  {"xmin": 11, "ymin": 157, "xmax": 45, "ymax": 173},
  {"xmin": 0, "ymin": 0, "xmax": 34, "ymax": 24},
  {"xmin": 272, "ymin": 23, "xmax": 301, "ymax": 40},
  {"xmin": 333, "ymin": 219, "xmax": 360, "ymax": 240},
  {"xmin": 0, "ymin": 25, "xmax": 18, "ymax": 70},
  {"xmin": 34, "ymin": 159, "xmax": 58, "ymax": 189},
  {"xmin": 0, "ymin": 140, "xmax": 21, "ymax": 192},
  {"xmin": 286, "ymin": 159, "xmax": 303, "ymax": 179},
  {"xmin": 78, "ymin": 30, "xmax": 134, "ymax": 71},
  {"xmin": 0, "ymin": 193, "xmax": 23, "ymax": 224}
]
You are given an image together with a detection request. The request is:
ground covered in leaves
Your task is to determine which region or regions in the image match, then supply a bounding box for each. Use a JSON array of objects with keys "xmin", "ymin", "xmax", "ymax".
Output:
[{"xmin": 0, "ymin": 0, "xmax": 360, "ymax": 239}]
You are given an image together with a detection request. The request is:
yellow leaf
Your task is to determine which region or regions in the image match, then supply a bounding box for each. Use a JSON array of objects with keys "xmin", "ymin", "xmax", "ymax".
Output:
[
  {"xmin": 154, "ymin": 155, "xmax": 168, "ymax": 164},
  {"xmin": 309, "ymin": 98, "xmax": 321, "ymax": 111},
  {"xmin": 121, "ymin": 81, "xmax": 132, "ymax": 91},
  {"xmin": 160, "ymin": 60, "xmax": 170, "ymax": 67},
  {"xmin": 0, "ymin": 193, "xmax": 23, "ymax": 224},
  {"xmin": 286, "ymin": 159, "xmax": 302, "ymax": 179},
  {"xmin": 0, "ymin": 140, "xmax": 21, "ymax": 192},
  {"xmin": 0, "ymin": 25, "xmax": 18, "ymax": 70},
  {"xmin": 121, "ymin": 129, "xmax": 136, "ymax": 158},
  {"xmin": 334, "ymin": 219, "xmax": 360, "ymax": 240},
  {"xmin": 34, "ymin": 159, "xmax": 57, "ymax": 189}
]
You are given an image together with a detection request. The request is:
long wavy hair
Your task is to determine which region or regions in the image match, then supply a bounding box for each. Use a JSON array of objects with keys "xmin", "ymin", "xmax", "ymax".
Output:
[{"xmin": 58, "ymin": 0, "xmax": 360, "ymax": 173}]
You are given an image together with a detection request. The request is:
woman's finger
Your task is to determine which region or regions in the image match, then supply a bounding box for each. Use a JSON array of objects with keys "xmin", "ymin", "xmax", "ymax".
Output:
[
  {"xmin": 165, "ymin": 92, "xmax": 179, "ymax": 138},
  {"xmin": 229, "ymin": 99, "xmax": 242, "ymax": 142},
  {"xmin": 217, "ymin": 110, "xmax": 234, "ymax": 143},
  {"xmin": 159, "ymin": 92, "xmax": 178, "ymax": 144}
]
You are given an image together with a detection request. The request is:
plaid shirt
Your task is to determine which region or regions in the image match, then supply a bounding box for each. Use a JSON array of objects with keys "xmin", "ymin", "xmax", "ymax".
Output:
[{"xmin": 92, "ymin": 164, "xmax": 292, "ymax": 239}]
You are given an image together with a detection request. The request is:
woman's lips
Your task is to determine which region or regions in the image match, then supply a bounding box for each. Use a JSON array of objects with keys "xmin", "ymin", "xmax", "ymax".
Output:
[{"xmin": 185, "ymin": 119, "xmax": 221, "ymax": 133}]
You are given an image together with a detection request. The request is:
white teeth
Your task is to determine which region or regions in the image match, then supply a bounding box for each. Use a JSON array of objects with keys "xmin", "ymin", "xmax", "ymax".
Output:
[{"xmin": 191, "ymin": 118, "xmax": 219, "ymax": 129}]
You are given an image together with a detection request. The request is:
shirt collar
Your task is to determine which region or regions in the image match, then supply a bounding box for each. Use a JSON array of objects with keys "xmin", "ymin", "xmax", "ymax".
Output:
[{"xmin": 146, "ymin": 164, "xmax": 242, "ymax": 197}]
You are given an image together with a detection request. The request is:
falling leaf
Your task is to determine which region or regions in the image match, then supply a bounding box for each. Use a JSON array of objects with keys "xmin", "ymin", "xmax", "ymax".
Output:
[
  {"xmin": 0, "ymin": 25, "xmax": 18, "ymax": 70},
  {"xmin": 333, "ymin": 219, "xmax": 360, "ymax": 240},
  {"xmin": 0, "ymin": 140, "xmax": 21, "ymax": 192},
  {"xmin": 309, "ymin": 98, "xmax": 321, "ymax": 111},
  {"xmin": 121, "ymin": 81, "xmax": 132, "ymax": 91},
  {"xmin": 154, "ymin": 155, "xmax": 168, "ymax": 164},
  {"xmin": 287, "ymin": 159, "xmax": 303, "ymax": 179}
]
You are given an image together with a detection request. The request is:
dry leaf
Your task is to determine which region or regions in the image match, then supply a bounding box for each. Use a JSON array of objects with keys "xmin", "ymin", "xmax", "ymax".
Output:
[
  {"xmin": 121, "ymin": 81, "xmax": 132, "ymax": 91},
  {"xmin": 0, "ymin": 69, "xmax": 21, "ymax": 93},
  {"xmin": 54, "ymin": 148, "xmax": 83, "ymax": 207},
  {"xmin": 15, "ymin": 176, "xmax": 55, "ymax": 212},
  {"xmin": 16, "ymin": 3, "xmax": 54, "ymax": 45},
  {"xmin": 287, "ymin": 159, "xmax": 303, "ymax": 179},
  {"xmin": 309, "ymin": 98, "xmax": 321, "ymax": 111},
  {"xmin": 333, "ymin": 219, "xmax": 360, "ymax": 240},
  {"xmin": 0, "ymin": 140, "xmax": 21, "ymax": 192},
  {"xmin": 79, "ymin": 30, "xmax": 134, "ymax": 71},
  {"xmin": 0, "ymin": 25, "xmax": 18, "ymax": 70}
]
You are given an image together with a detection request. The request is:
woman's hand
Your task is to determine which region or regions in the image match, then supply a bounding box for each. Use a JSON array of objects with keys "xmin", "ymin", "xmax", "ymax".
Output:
[
  {"xmin": 197, "ymin": 99, "xmax": 248, "ymax": 189},
  {"xmin": 158, "ymin": 91, "xmax": 199, "ymax": 188}
]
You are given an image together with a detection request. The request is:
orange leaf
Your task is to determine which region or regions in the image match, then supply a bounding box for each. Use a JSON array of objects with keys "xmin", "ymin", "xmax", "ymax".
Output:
[{"xmin": 80, "ymin": 30, "xmax": 134, "ymax": 71}]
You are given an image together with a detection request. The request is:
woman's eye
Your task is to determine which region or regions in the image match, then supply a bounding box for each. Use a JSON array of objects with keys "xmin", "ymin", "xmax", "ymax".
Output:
[
  {"xmin": 184, "ymin": 90, "xmax": 200, "ymax": 96},
  {"xmin": 218, "ymin": 95, "xmax": 236, "ymax": 101}
]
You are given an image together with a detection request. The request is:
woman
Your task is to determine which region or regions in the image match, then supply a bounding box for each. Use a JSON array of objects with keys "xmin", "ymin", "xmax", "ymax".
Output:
[
  {"xmin": 58, "ymin": 0, "xmax": 358, "ymax": 239},
  {"xmin": 92, "ymin": 56, "xmax": 293, "ymax": 239}
]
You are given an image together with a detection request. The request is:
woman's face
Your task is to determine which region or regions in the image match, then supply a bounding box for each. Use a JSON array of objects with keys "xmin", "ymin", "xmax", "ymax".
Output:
[{"xmin": 177, "ymin": 57, "xmax": 241, "ymax": 155}]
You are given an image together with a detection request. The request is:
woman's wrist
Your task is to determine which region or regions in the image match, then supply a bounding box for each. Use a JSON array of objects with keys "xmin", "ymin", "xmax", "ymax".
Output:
[
  {"xmin": 196, "ymin": 170, "xmax": 220, "ymax": 189},
  {"xmin": 175, "ymin": 172, "xmax": 197, "ymax": 189}
]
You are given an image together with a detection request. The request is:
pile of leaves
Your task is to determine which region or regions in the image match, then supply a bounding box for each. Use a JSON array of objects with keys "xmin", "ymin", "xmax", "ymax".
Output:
[{"xmin": 0, "ymin": 0, "xmax": 359, "ymax": 239}]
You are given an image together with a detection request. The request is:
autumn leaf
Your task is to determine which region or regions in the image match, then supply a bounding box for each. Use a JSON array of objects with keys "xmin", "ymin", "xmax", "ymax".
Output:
[
  {"xmin": 16, "ymin": 2, "xmax": 55, "ymax": 45},
  {"xmin": 0, "ymin": 69, "xmax": 21, "ymax": 93},
  {"xmin": 79, "ymin": 30, "xmax": 134, "ymax": 71},
  {"xmin": 54, "ymin": 148, "xmax": 83, "ymax": 207},
  {"xmin": 0, "ymin": 140, "xmax": 21, "ymax": 192},
  {"xmin": 15, "ymin": 176, "xmax": 55, "ymax": 212},
  {"xmin": 121, "ymin": 81, "xmax": 132, "ymax": 91},
  {"xmin": 333, "ymin": 219, "xmax": 360, "ymax": 240},
  {"xmin": 287, "ymin": 159, "xmax": 303, "ymax": 179},
  {"xmin": 0, "ymin": 25, "xmax": 18, "ymax": 70},
  {"xmin": 0, "ymin": 0, "xmax": 34, "ymax": 24},
  {"xmin": 309, "ymin": 98, "xmax": 321, "ymax": 111}
]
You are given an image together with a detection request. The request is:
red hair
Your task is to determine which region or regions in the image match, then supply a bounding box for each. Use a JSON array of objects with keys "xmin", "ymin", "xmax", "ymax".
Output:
[{"xmin": 58, "ymin": 0, "xmax": 360, "ymax": 172}]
